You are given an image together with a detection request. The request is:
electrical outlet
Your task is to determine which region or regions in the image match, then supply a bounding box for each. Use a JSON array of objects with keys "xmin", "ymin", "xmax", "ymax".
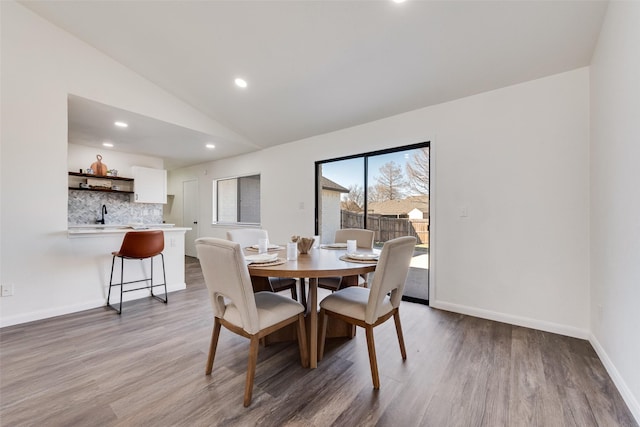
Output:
[{"xmin": 1, "ymin": 284, "xmax": 14, "ymax": 297}]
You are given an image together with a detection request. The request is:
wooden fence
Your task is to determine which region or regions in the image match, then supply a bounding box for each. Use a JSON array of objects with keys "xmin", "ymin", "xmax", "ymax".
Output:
[{"xmin": 340, "ymin": 210, "xmax": 429, "ymax": 245}]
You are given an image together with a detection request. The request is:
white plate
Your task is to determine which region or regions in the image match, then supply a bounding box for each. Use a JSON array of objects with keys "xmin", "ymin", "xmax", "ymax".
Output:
[
  {"xmin": 346, "ymin": 252, "xmax": 379, "ymax": 261},
  {"xmin": 250, "ymin": 244, "xmax": 280, "ymax": 250},
  {"xmin": 245, "ymin": 253, "xmax": 278, "ymax": 263},
  {"xmin": 324, "ymin": 243, "xmax": 348, "ymax": 249}
]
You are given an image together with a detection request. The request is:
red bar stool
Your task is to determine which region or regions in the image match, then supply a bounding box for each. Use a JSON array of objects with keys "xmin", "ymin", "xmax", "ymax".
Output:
[{"xmin": 108, "ymin": 230, "xmax": 168, "ymax": 314}]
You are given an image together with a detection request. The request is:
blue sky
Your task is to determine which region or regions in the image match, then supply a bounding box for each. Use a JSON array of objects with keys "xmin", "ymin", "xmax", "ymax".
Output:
[{"xmin": 321, "ymin": 150, "xmax": 414, "ymax": 191}]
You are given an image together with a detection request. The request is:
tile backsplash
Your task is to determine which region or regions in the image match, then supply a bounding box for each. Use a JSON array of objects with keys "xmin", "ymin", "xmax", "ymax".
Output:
[{"xmin": 68, "ymin": 190, "xmax": 163, "ymax": 225}]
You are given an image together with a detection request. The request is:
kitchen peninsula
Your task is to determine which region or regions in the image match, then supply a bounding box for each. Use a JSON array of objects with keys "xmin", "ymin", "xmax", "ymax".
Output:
[{"xmin": 67, "ymin": 224, "xmax": 191, "ymax": 307}]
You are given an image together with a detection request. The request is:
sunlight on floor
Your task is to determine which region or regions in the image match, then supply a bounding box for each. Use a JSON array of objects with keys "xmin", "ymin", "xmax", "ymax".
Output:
[{"xmin": 411, "ymin": 253, "xmax": 428, "ymax": 269}]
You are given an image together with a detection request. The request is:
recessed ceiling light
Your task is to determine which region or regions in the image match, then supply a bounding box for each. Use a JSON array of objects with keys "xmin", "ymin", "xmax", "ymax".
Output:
[
  {"xmin": 114, "ymin": 121, "xmax": 128, "ymax": 128},
  {"xmin": 206, "ymin": 143, "xmax": 216, "ymax": 149},
  {"xmin": 234, "ymin": 78, "xmax": 248, "ymax": 88},
  {"xmin": 102, "ymin": 142, "xmax": 114, "ymax": 148},
  {"xmin": 392, "ymin": 0, "xmax": 406, "ymax": 3}
]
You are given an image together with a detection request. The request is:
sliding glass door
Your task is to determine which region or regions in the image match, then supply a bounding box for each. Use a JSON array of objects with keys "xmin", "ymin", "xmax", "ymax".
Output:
[{"xmin": 315, "ymin": 142, "xmax": 430, "ymax": 303}]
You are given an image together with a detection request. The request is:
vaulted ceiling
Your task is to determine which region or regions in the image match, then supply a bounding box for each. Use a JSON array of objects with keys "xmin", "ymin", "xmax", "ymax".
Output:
[{"xmin": 22, "ymin": 0, "xmax": 608, "ymax": 169}]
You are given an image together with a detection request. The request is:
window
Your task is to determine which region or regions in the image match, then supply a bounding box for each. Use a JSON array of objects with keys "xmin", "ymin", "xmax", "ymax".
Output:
[
  {"xmin": 315, "ymin": 142, "xmax": 429, "ymax": 239},
  {"xmin": 212, "ymin": 174, "xmax": 260, "ymax": 224}
]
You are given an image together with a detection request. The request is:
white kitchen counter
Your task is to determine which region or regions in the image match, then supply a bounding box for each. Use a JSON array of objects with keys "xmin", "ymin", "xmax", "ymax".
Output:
[{"xmin": 68, "ymin": 224, "xmax": 190, "ymax": 237}]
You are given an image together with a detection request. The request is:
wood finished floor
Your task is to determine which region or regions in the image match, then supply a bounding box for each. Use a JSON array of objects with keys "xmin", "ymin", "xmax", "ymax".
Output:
[{"xmin": 0, "ymin": 257, "xmax": 636, "ymax": 427}]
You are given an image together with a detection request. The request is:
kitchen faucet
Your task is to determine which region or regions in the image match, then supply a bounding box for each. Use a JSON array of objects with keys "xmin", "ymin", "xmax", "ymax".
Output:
[{"xmin": 97, "ymin": 204, "xmax": 107, "ymax": 224}]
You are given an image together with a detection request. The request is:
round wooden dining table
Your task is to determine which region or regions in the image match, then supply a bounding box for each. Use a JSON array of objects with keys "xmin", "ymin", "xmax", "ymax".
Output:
[{"xmin": 247, "ymin": 246, "xmax": 378, "ymax": 368}]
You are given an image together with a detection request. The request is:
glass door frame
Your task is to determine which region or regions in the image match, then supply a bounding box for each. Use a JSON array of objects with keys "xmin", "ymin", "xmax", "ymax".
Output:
[{"xmin": 314, "ymin": 141, "xmax": 430, "ymax": 304}]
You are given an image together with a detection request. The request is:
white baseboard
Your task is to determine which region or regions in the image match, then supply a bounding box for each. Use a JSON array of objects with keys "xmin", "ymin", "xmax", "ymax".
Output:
[
  {"xmin": 430, "ymin": 300, "xmax": 590, "ymax": 339},
  {"xmin": 589, "ymin": 333, "xmax": 640, "ymax": 424},
  {"xmin": 0, "ymin": 283, "xmax": 186, "ymax": 328}
]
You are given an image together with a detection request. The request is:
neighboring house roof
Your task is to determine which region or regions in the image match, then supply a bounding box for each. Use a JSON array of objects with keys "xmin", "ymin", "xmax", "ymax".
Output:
[
  {"xmin": 321, "ymin": 176, "xmax": 349, "ymax": 193},
  {"xmin": 368, "ymin": 196, "xmax": 429, "ymax": 216}
]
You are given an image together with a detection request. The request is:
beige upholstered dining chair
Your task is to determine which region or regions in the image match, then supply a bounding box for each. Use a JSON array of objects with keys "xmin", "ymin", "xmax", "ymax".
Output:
[
  {"xmin": 196, "ymin": 237, "xmax": 308, "ymax": 407},
  {"xmin": 226, "ymin": 229, "xmax": 299, "ymax": 301},
  {"xmin": 318, "ymin": 235, "xmax": 416, "ymax": 389},
  {"xmin": 317, "ymin": 228, "xmax": 375, "ymax": 292}
]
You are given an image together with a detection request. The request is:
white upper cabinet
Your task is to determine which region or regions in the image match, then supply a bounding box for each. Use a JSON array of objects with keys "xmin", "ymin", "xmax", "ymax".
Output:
[{"xmin": 132, "ymin": 166, "xmax": 167, "ymax": 203}]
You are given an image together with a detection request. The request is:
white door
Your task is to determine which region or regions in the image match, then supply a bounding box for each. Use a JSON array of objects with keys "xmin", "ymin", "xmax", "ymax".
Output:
[{"xmin": 183, "ymin": 180, "xmax": 199, "ymax": 257}]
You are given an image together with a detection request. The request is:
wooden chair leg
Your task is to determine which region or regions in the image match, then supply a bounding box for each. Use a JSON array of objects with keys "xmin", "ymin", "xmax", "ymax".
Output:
[
  {"xmin": 244, "ymin": 336, "xmax": 260, "ymax": 407},
  {"xmin": 360, "ymin": 273, "xmax": 369, "ymax": 288},
  {"xmin": 365, "ymin": 325, "xmax": 380, "ymax": 389},
  {"xmin": 393, "ymin": 309, "xmax": 407, "ymax": 360},
  {"xmin": 206, "ymin": 318, "xmax": 222, "ymax": 375},
  {"xmin": 290, "ymin": 282, "xmax": 298, "ymax": 301},
  {"xmin": 299, "ymin": 279, "xmax": 307, "ymax": 311},
  {"xmin": 318, "ymin": 309, "xmax": 328, "ymax": 361},
  {"xmin": 296, "ymin": 313, "xmax": 309, "ymax": 368}
]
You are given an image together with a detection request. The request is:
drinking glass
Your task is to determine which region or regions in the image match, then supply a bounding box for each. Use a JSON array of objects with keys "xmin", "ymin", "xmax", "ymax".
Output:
[
  {"xmin": 287, "ymin": 242, "xmax": 298, "ymax": 261},
  {"xmin": 258, "ymin": 238, "xmax": 269, "ymax": 254}
]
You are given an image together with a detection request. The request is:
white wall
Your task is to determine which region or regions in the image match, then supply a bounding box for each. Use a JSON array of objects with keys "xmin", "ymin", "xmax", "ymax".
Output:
[
  {"xmin": 68, "ymin": 143, "xmax": 164, "ymax": 174},
  {"xmin": 590, "ymin": 1, "xmax": 640, "ymax": 420},
  {"xmin": 172, "ymin": 68, "xmax": 590, "ymax": 338},
  {"xmin": 0, "ymin": 2, "xmax": 240, "ymax": 325}
]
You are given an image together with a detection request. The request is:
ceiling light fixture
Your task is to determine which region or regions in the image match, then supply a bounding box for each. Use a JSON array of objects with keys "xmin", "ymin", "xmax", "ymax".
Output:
[
  {"xmin": 114, "ymin": 121, "xmax": 128, "ymax": 128},
  {"xmin": 392, "ymin": 0, "xmax": 406, "ymax": 3},
  {"xmin": 102, "ymin": 142, "xmax": 114, "ymax": 148},
  {"xmin": 206, "ymin": 143, "xmax": 216, "ymax": 149},
  {"xmin": 234, "ymin": 78, "xmax": 248, "ymax": 88}
]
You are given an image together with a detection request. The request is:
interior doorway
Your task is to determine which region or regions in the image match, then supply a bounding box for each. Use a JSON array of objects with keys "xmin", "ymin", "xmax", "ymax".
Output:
[{"xmin": 183, "ymin": 179, "xmax": 199, "ymax": 257}]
